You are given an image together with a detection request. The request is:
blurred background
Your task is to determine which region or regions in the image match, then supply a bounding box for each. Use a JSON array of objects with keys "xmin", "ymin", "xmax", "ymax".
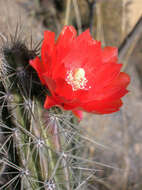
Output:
[{"xmin": 0, "ymin": 0, "xmax": 142, "ymax": 189}]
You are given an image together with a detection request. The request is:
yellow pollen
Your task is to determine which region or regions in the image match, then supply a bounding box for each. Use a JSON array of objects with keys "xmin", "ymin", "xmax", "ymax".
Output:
[{"xmin": 66, "ymin": 68, "xmax": 88, "ymax": 91}]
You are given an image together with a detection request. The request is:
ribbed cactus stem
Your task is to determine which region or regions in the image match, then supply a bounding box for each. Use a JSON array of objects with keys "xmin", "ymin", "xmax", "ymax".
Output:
[
  {"xmin": 0, "ymin": 37, "xmax": 83, "ymax": 189},
  {"xmin": 34, "ymin": 100, "xmax": 62, "ymax": 189},
  {"xmin": 6, "ymin": 92, "xmax": 40, "ymax": 188},
  {"xmin": 40, "ymin": 105, "xmax": 72, "ymax": 190}
]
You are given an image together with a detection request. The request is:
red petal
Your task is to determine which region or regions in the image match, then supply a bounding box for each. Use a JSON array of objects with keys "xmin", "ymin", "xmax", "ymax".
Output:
[
  {"xmin": 42, "ymin": 73, "xmax": 56, "ymax": 93},
  {"xmin": 30, "ymin": 57, "xmax": 45, "ymax": 84},
  {"xmin": 75, "ymin": 29, "xmax": 94, "ymax": 45},
  {"xmin": 41, "ymin": 30, "xmax": 55, "ymax": 76},
  {"xmin": 102, "ymin": 47, "xmax": 118, "ymax": 64},
  {"xmin": 52, "ymin": 26, "xmax": 77, "ymax": 79},
  {"xmin": 62, "ymin": 102, "xmax": 80, "ymax": 110},
  {"xmin": 44, "ymin": 94, "xmax": 79, "ymax": 110},
  {"xmin": 94, "ymin": 72, "xmax": 130, "ymax": 101},
  {"xmin": 54, "ymin": 78, "xmax": 77, "ymax": 101},
  {"xmin": 81, "ymin": 99, "xmax": 123, "ymax": 114},
  {"xmin": 92, "ymin": 63, "xmax": 122, "ymax": 89},
  {"xmin": 56, "ymin": 26, "xmax": 77, "ymax": 46},
  {"xmin": 72, "ymin": 110, "xmax": 83, "ymax": 121},
  {"xmin": 63, "ymin": 29, "xmax": 102, "ymax": 71},
  {"xmin": 44, "ymin": 96, "xmax": 57, "ymax": 109},
  {"xmin": 78, "ymin": 63, "xmax": 122, "ymax": 103},
  {"xmin": 112, "ymin": 72, "xmax": 130, "ymax": 87}
]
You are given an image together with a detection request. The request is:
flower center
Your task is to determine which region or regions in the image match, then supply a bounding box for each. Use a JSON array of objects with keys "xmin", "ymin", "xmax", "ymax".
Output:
[{"xmin": 66, "ymin": 68, "xmax": 88, "ymax": 91}]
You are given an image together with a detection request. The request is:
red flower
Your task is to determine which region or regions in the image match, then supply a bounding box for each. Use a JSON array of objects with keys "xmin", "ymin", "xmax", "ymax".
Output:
[{"xmin": 30, "ymin": 26, "xmax": 130, "ymax": 118}]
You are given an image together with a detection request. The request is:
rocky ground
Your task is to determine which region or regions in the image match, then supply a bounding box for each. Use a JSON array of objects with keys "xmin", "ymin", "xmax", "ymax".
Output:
[{"xmin": 0, "ymin": 0, "xmax": 142, "ymax": 189}]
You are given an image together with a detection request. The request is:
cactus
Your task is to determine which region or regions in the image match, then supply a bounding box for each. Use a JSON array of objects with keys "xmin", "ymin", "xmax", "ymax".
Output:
[{"xmin": 0, "ymin": 30, "xmax": 96, "ymax": 190}]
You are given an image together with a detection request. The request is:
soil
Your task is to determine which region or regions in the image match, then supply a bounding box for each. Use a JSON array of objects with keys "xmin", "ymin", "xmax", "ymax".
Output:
[{"xmin": 0, "ymin": 0, "xmax": 142, "ymax": 189}]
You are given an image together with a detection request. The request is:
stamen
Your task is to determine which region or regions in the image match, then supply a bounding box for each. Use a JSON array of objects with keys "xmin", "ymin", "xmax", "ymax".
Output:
[{"xmin": 66, "ymin": 68, "xmax": 90, "ymax": 91}]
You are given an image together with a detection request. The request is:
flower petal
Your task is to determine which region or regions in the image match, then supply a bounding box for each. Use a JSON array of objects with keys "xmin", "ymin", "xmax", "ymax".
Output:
[
  {"xmin": 63, "ymin": 29, "xmax": 102, "ymax": 71},
  {"xmin": 44, "ymin": 96, "xmax": 57, "ymax": 109},
  {"xmin": 87, "ymin": 63, "xmax": 122, "ymax": 90},
  {"xmin": 55, "ymin": 78, "xmax": 75, "ymax": 100},
  {"xmin": 102, "ymin": 47, "xmax": 118, "ymax": 64},
  {"xmin": 77, "ymin": 63, "xmax": 122, "ymax": 103},
  {"xmin": 30, "ymin": 57, "xmax": 45, "ymax": 84},
  {"xmin": 72, "ymin": 110, "xmax": 83, "ymax": 121},
  {"xmin": 94, "ymin": 72, "xmax": 130, "ymax": 101},
  {"xmin": 81, "ymin": 99, "xmax": 123, "ymax": 114},
  {"xmin": 52, "ymin": 26, "xmax": 77, "ymax": 79},
  {"xmin": 56, "ymin": 26, "xmax": 77, "ymax": 46},
  {"xmin": 41, "ymin": 30, "xmax": 55, "ymax": 76}
]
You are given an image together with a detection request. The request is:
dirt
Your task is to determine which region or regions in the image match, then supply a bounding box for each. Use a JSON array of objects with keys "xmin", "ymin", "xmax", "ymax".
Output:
[
  {"xmin": 0, "ymin": 0, "xmax": 142, "ymax": 189},
  {"xmin": 128, "ymin": 0, "xmax": 142, "ymax": 29}
]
